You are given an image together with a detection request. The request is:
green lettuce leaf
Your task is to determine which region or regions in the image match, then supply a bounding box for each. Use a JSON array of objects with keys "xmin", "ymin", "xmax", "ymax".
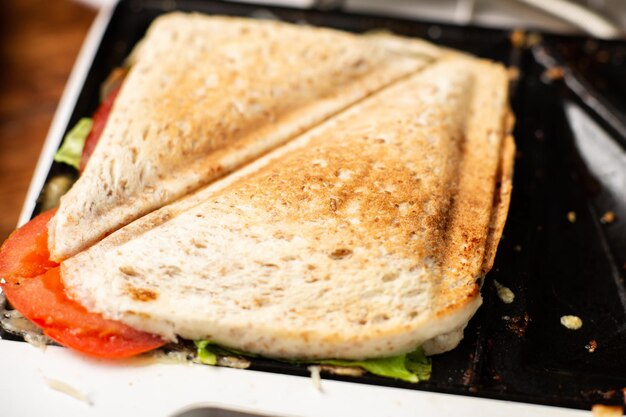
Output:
[
  {"xmin": 194, "ymin": 340, "xmax": 217, "ymax": 365},
  {"xmin": 404, "ymin": 347, "xmax": 432, "ymax": 381},
  {"xmin": 194, "ymin": 340, "xmax": 257, "ymax": 362},
  {"xmin": 316, "ymin": 346, "xmax": 431, "ymax": 383},
  {"xmin": 54, "ymin": 118, "xmax": 92, "ymax": 169},
  {"xmin": 194, "ymin": 340, "xmax": 431, "ymax": 383}
]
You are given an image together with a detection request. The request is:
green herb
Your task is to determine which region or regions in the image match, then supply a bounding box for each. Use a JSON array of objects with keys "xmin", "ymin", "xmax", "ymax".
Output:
[{"xmin": 54, "ymin": 118, "xmax": 92, "ymax": 169}]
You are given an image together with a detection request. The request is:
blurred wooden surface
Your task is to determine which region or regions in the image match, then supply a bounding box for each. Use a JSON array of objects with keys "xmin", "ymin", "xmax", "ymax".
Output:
[{"xmin": 0, "ymin": 0, "xmax": 96, "ymax": 242}]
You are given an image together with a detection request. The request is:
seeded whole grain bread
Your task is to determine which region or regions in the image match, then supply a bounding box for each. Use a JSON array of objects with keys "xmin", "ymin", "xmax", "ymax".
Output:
[
  {"xmin": 48, "ymin": 13, "xmax": 437, "ymax": 261},
  {"xmin": 61, "ymin": 55, "xmax": 514, "ymax": 360}
]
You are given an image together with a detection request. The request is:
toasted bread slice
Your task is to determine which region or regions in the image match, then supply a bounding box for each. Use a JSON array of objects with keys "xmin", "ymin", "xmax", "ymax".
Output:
[
  {"xmin": 61, "ymin": 55, "xmax": 513, "ymax": 360},
  {"xmin": 48, "ymin": 13, "xmax": 437, "ymax": 261}
]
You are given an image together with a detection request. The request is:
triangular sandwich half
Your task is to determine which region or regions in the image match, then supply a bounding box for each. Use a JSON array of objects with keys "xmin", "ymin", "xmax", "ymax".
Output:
[{"xmin": 49, "ymin": 13, "xmax": 438, "ymax": 261}]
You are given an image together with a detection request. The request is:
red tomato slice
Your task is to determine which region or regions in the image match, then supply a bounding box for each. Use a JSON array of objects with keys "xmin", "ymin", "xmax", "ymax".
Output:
[
  {"xmin": 79, "ymin": 84, "xmax": 121, "ymax": 173},
  {"xmin": 0, "ymin": 210, "xmax": 166, "ymax": 358},
  {"xmin": 3, "ymin": 268, "xmax": 165, "ymax": 358},
  {"xmin": 0, "ymin": 209, "xmax": 57, "ymax": 280}
]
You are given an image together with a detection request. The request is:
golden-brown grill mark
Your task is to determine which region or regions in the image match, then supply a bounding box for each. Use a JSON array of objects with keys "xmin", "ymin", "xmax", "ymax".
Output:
[
  {"xmin": 127, "ymin": 287, "xmax": 159, "ymax": 302},
  {"xmin": 329, "ymin": 248, "xmax": 353, "ymax": 260}
]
